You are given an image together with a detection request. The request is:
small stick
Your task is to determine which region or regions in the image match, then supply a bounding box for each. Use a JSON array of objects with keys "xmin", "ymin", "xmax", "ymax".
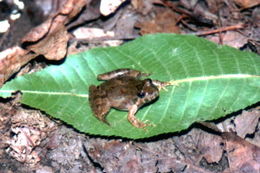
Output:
[{"xmin": 192, "ymin": 23, "xmax": 245, "ymax": 36}]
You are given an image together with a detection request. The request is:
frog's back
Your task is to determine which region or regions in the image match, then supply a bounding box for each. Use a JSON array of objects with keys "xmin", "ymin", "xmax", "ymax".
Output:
[{"xmin": 101, "ymin": 76, "xmax": 143, "ymax": 109}]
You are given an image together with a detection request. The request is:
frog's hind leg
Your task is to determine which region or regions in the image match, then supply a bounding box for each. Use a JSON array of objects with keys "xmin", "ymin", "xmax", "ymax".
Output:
[
  {"xmin": 89, "ymin": 86, "xmax": 111, "ymax": 125},
  {"xmin": 93, "ymin": 101, "xmax": 111, "ymax": 125},
  {"xmin": 98, "ymin": 69, "xmax": 150, "ymax": 80},
  {"xmin": 127, "ymin": 105, "xmax": 149, "ymax": 128}
]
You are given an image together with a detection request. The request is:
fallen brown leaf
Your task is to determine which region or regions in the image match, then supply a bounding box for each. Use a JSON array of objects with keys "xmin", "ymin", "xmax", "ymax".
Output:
[
  {"xmin": 22, "ymin": 0, "xmax": 87, "ymax": 60},
  {"xmin": 135, "ymin": 7, "xmax": 180, "ymax": 35},
  {"xmin": 234, "ymin": 0, "xmax": 260, "ymax": 9},
  {"xmin": 131, "ymin": 0, "xmax": 161, "ymax": 15},
  {"xmin": 234, "ymin": 110, "xmax": 260, "ymax": 138},
  {"xmin": 223, "ymin": 133, "xmax": 260, "ymax": 173},
  {"xmin": 0, "ymin": 0, "xmax": 88, "ymax": 85},
  {"xmin": 6, "ymin": 108, "xmax": 57, "ymax": 164},
  {"xmin": 197, "ymin": 132, "xmax": 224, "ymax": 163},
  {"xmin": 208, "ymin": 31, "xmax": 247, "ymax": 48},
  {"xmin": 101, "ymin": 5, "xmax": 139, "ymax": 40},
  {"xmin": 25, "ymin": 25, "xmax": 70, "ymax": 60},
  {"xmin": 0, "ymin": 46, "xmax": 34, "ymax": 86}
]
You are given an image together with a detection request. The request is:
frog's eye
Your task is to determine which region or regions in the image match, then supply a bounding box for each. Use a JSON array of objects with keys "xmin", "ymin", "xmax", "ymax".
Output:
[{"xmin": 137, "ymin": 91, "xmax": 146, "ymax": 98}]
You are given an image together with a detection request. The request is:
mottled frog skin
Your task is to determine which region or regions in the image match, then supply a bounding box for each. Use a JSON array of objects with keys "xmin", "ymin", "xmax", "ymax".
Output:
[{"xmin": 89, "ymin": 69, "xmax": 168, "ymax": 128}]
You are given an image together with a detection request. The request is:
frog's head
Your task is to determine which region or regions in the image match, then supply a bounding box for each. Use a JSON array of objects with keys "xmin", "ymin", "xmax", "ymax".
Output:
[{"xmin": 137, "ymin": 79, "xmax": 159, "ymax": 103}]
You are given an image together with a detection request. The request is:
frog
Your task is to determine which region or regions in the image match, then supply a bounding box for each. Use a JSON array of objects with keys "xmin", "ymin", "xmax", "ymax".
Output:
[{"xmin": 88, "ymin": 68, "xmax": 169, "ymax": 128}]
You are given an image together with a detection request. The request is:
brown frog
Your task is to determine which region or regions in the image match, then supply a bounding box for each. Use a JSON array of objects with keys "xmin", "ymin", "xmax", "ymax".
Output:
[{"xmin": 89, "ymin": 69, "xmax": 169, "ymax": 128}]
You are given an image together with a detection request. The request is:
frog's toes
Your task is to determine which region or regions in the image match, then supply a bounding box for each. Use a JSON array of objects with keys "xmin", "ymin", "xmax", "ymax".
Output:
[
  {"xmin": 128, "ymin": 116, "xmax": 148, "ymax": 128},
  {"xmin": 139, "ymin": 120, "xmax": 156, "ymax": 131},
  {"xmin": 157, "ymin": 82, "xmax": 170, "ymax": 91},
  {"xmin": 128, "ymin": 116, "xmax": 154, "ymax": 129},
  {"xmin": 159, "ymin": 85, "xmax": 169, "ymax": 91},
  {"xmin": 94, "ymin": 112, "xmax": 110, "ymax": 126},
  {"xmin": 143, "ymin": 119, "xmax": 155, "ymax": 127},
  {"xmin": 152, "ymin": 80, "xmax": 172, "ymax": 91},
  {"xmin": 161, "ymin": 81, "xmax": 180, "ymax": 91},
  {"xmin": 168, "ymin": 80, "xmax": 180, "ymax": 87},
  {"xmin": 99, "ymin": 117, "xmax": 110, "ymax": 126}
]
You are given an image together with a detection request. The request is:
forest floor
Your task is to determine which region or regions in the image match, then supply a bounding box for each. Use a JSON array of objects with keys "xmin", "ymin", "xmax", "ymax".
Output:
[{"xmin": 0, "ymin": 0, "xmax": 259, "ymax": 172}]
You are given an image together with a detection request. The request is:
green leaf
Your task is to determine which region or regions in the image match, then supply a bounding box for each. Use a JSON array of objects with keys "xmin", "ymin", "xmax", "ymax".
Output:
[{"xmin": 0, "ymin": 34, "xmax": 259, "ymax": 139}]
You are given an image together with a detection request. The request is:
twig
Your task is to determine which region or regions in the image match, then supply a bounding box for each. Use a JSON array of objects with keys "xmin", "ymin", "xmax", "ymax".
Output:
[{"xmin": 191, "ymin": 23, "xmax": 245, "ymax": 36}]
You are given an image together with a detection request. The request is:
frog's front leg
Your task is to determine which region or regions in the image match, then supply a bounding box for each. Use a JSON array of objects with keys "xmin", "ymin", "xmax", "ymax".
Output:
[
  {"xmin": 152, "ymin": 80, "xmax": 172, "ymax": 91},
  {"xmin": 127, "ymin": 105, "xmax": 150, "ymax": 128},
  {"xmin": 98, "ymin": 68, "xmax": 150, "ymax": 81}
]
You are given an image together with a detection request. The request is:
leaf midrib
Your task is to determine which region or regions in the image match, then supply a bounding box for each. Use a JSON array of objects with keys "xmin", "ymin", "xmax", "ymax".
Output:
[
  {"xmin": 0, "ymin": 74, "xmax": 258, "ymax": 97},
  {"xmin": 169, "ymin": 74, "xmax": 259, "ymax": 85}
]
